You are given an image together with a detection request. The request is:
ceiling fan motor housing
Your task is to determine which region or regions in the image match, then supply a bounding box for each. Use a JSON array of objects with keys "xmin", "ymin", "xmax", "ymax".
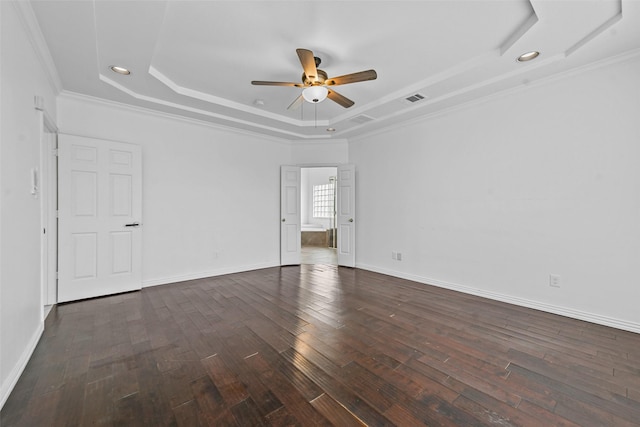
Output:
[{"xmin": 302, "ymin": 69, "xmax": 328, "ymax": 86}]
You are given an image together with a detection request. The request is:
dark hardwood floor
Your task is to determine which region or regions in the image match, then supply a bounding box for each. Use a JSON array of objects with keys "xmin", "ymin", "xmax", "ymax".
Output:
[
  {"xmin": 301, "ymin": 246, "xmax": 337, "ymax": 265},
  {"xmin": 3, "ymin": 265, "xmax": 640, "ymax": 426}
]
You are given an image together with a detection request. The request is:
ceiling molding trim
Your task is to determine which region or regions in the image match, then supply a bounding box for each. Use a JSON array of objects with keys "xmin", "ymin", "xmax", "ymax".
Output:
[
  {"xmin": 429, "ymin": 53, "xmax": 566, "ymax": 105},
  {"xmin": 330, "ymin": 51, "xmax": 498, "ymax": 125},
  {"xmin": 98, "ymin": 74, "xmax": 317, "ymax": 140},
  {"xmin": 345, "ymin": 53, "xmax": 565, "ymax": 139},
  {"xmin": 12, "ymin": 0, "xmax": 63, "ymax": 94},
  {"xmin": 349, "ymin": 47, "xmax": 640, "ymax": 143},
  {"xmin": 499, "ymin": 8, "xmax": 539, "ymax": 55},
  {"xmin": 566, "ymin": 5, "xmax": 623, "ymax": 57},
  {"xmin": 58, "ymin": 90, "xmax": 295, "ymax": 146},
  {"xmin": 149, "ymin": 66, "xmax": 363, "ymax": 131},
  {"xmin": 148, "ymin": 65, "xmax": 303, "ymax": 126}
]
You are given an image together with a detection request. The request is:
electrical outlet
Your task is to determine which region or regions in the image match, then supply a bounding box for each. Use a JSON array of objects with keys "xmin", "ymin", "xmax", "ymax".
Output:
[
  {"xmin": 549, "ymin": 274, "xmax": 561, "ymax": 288},
  {"xmin": 392, "ymin": 252, "xmax": 397, "ymax": 260},
  {"xmin": 397, "ymin": 252, "xmax": 402, "ymax": 261}
]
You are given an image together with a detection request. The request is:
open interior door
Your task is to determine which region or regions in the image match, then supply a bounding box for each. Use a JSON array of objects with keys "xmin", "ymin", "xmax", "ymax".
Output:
[
  {"xmin": 58, "ymin": 135, "xmax": 142, "ymax": 302},
  {"xmin": 337, "ymin": 164, "xmax": 356, "ymax": 267},
  {"xmin": 280, "ymin": 166, "xmax": 301, "ymax": 265}
]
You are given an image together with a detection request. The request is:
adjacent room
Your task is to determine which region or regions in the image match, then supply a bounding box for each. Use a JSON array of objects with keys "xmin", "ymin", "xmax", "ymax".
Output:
[
  {"xmin": 301, "ymin": 167, "xmax": 338, "ymax": 265},
  {"xmin": 2, "ymin": 0, "xmax": 640, "ymax": 425}
]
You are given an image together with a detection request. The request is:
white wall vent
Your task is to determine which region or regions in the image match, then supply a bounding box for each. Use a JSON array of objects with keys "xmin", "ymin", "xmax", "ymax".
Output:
[
  {"xmin": 404, "ymin": 93, "xmax": 426, "ymax": 103},
  {"xmin": 350, "ymin": 114, "xmax": 375, "ymax": 124}
]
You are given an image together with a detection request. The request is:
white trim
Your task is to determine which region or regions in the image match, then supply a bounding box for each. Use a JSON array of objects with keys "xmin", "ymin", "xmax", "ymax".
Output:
[
  {"xmin": 142, "ymin": 261, "xmax": 280, "ymax": 288},
  {"xmin": 566, "ymin": 10, "xmax": 622, "ymax": 57},
  {"xmin": 99, "ymin": 75, "xmax": 315, "ymax": 140},
  {"xmin": 349, "ymin": 47, "xmax": 640, "ymax": 143},
  {"xmin": 58, "ymin": 91, "xmax": 294, "ymax": 146},
  {"xmin": 499, "ymin": 11, "xmax": 539, "ymax": 55},
  {"xmin": 12, "ymin": 1, "xmax": 62, "ymax": 94},
  {"xmin": 356, "ymin": 263, "xmax": 640, "ymax": 335},
  {"xmin": 0, "ymin": 322, "xmax": 44, "ymax": 409},
  {"xmin": 39, "ymin": 109, "xmax": 58, "ymax": 316},
  {"xmin": 148, "ymin": 65, "xmax": 304, "ymax": 126},
  {"xmin": 41, "ymin": 107, "xmax": 58, "ymax": 133}
]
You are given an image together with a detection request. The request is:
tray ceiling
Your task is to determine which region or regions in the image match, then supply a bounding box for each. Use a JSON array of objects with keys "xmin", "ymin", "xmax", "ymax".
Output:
[{"xmin": 29, "ymin": 0, "xmax": 639, "ymax": 140}]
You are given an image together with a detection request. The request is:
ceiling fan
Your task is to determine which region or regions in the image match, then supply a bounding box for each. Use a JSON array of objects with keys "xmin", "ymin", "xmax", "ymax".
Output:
[{"xmin": 251, "ymin": 48, "xmax": 377, "ymax": 109}]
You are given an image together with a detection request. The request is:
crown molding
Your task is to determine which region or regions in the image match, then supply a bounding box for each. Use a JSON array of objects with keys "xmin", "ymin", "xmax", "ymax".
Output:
[
  {"xmin": 57, "ymin": 91, "xmax": 295, "ymax": 146},
  {"xmin": 12, "ymin": 0, "xmax": 62, "ymax": 94},
  {"xmin": 98, "ymin": 74, "xmax": 310, "ymax": 140},
  {"xmin": 350, "ymin": 47, "xmax": 640, "ymax": 143}
]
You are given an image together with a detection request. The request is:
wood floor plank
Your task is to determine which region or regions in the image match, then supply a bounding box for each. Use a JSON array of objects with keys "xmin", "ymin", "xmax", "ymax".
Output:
[
  {"xmin": 382, "ymin": 404, "xmax": 430, "ymax": 426},
  {"xmin": 310, "ymin": 393, "xmax": 366, "ymax": 427},
  {"xmin": 3, "ymin": 263, "xmax": 640, "ymax": 426},
  {"xmin": 200, "ymin": 354, "xmax": 249, "ymax": 406},
  {"xmin": 51, "ymin": 379, "xmax": 86, "ymax": 426},
  {"xmin": 172, "ymin": 399, "xmax": 203, "ymax": 427},
  {"xmin": 279, "ymin": 347, "xmax": 394, "ymax": 426}
]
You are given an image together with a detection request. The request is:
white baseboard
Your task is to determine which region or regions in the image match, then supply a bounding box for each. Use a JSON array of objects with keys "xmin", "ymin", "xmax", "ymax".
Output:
[
  {"xmin": 142, "ymin": 261, "xmax": 280, "ymax": 288},
  {"xmin": 356, "ymin": 263, "xmax": 640, "ymax": 335},
  {"xmin": 0, "ymin": 321, "xmax": 44, "ymax": 410}
]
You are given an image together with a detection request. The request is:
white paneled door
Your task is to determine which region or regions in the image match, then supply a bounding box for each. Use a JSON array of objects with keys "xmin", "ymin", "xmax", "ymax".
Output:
[
  {"xmin": 58, "ymin": 135, "xmax": 142, "ymax": 302},
  {"xmin": 280, "ymin": 166, "xmax": 301, "ymax": 265},
  {"xmin": 337, "ymin": 164, "xmax": 356, "ymax": 267}
]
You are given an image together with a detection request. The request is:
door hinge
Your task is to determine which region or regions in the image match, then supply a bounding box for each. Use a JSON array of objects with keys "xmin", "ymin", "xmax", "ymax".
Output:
[
  {"xmin": 55, "ymin": 210, "xmax": 59, "ymax": 218},
  {"xmin": 52, "ymin": 149, "xmax": 59, "ymax": 156}
]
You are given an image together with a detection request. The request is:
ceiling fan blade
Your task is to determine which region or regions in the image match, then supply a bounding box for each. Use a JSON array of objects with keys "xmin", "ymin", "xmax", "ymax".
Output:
[
  {"xmin": 287, "ymin": 94, "xmax": 304, "ymax": 110},
  {"xmin": 251, "ymin": 81, "xmax": 303, "ymax": 87},
  {"xmin": 296, "ymin": 48, "xmax": 318, "ymax": 83},
  {"xmin": 325, "ymin": 70, "xmax": 377, "ymax": 86},
  {"xmin": 327, "ymin": 89, "xmax": 355, "ymax": 108}
]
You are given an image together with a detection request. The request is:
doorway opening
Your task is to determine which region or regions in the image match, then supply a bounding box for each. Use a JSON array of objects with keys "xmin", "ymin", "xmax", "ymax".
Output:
[{"xmin": 300, "ymin": 167, "xmax": 337, "ymax": 265}]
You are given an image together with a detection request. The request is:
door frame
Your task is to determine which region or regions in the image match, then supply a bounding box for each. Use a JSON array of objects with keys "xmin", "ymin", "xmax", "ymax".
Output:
[
  {"xmin": 280, "ymin": 163, "xmax": 353, "ymax": 266},
  {"xmin": 38, "ymin": 108, "xmax": 58, "ymax": 319}
]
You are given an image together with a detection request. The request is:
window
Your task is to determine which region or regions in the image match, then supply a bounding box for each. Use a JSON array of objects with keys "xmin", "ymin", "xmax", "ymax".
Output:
[{"xmin": 312, "ymin": 181, "xmax": 335, "ymax": 218}]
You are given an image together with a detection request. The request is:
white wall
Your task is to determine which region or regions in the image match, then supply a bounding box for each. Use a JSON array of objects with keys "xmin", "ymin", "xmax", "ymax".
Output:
[
  {"xmin": 1, "ymin": 1, "xmax": 58, "ymax": 408},
  {"xmin": 57, "ymin": 94, "xmax": 294, "ymax": 287},
  {"xmin": 290, "ymin": 139, "xmax": 348, "ymax": 165},
  {"xmin": 350, "ymin": 54, "xmax": 640, "ymax": 332}
]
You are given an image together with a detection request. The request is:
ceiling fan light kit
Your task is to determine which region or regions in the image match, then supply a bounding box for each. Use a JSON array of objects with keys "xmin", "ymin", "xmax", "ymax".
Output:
[
  {"xmin": 302, "ymin": 86, "xmax": 328, "ymax": 103},
  {"xmin": 251, "ymin": 48, "xmax": 377, "ymax": 109}
]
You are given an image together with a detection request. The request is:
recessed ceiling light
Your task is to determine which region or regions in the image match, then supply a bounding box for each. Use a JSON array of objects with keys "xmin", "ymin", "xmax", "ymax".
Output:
[
  {"xmin": 326, "ymin": 128, "xmax": 336, "ymax": 132},
  {"xmin": 517, "ymin": 51, "xmax": 540, "ymax": 62},
  {"xmin": 110, "ymin": 65, "xmax": 131, "ymax": 75}
]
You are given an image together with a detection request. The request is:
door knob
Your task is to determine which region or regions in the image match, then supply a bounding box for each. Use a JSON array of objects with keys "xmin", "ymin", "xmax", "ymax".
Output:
[
  {"xmin": 349, "ymin": 218, "xmax": 354, "ymax": 223},
  {"xmin": 124, "ymin": 222, "xmax": 140, "ymax": 227},
  {"xmin": 282, "ymin": 218, "xmax": 286, "ymax": 222}
]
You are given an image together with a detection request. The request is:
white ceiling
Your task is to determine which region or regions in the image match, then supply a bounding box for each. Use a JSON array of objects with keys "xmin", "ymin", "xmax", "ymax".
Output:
[{"xmin": 30, "ymin": 0, "xmax": 640, "ymax": 141}]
